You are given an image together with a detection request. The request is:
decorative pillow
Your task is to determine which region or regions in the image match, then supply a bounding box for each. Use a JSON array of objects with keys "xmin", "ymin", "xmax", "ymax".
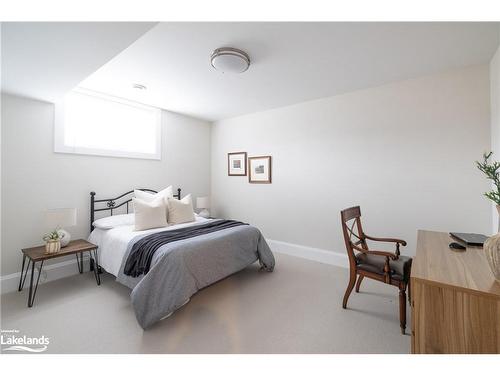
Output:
[
  {"xmin": 133, "ymin": 197, "xmax": 168, "ymax": 231},
  {"xmin": 167, "ymin": 194, "xmax": 195, "ymax": 225},
  {"xmin": 134, "ymin": 186, "xmax": 173, "ymax": 202},
  {"xmin": 93, "ymin": 213, "xmax": 135, "ymax": 230}
]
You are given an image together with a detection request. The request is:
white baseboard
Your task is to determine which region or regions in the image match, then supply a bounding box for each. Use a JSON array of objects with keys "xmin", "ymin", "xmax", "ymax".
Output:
[
  {"xmin": 1, "ymin": 240, "xmax": 346, "ymax": 294},
  {"xmin": 267, "ymin": 239, "xmax": 348, "ymax": 268},
  {"xmin": 1, "ymin": 255, "xmax": 90, "ymax": 294}
]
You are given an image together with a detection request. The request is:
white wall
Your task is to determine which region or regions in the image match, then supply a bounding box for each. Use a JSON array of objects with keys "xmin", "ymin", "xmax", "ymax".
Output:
[
  {"xmin": 211, "ymin": 65, "xmax": 492, "ymax": 257},
  {"xmin": 491, "ymin": 46, "xmax": 500, "ymax": 233},
  {"xmin": 1, "ymin": 94, "xmax": 211, "ymax": 277},
  {"xmin": 1, "ymin": 63, "xmax": 494, "ymax": 278}
]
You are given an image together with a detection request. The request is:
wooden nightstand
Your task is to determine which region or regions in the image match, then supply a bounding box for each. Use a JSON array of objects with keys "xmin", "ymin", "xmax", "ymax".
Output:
[{"xmin": 18, "ymin": 239, "xmax": 100, "ymax": 307}]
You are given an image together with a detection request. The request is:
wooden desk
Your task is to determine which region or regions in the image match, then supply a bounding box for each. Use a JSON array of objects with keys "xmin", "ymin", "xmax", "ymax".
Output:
[{"xmin": 411, "ymin": 230, "xmax": 500, "ymax": 353}]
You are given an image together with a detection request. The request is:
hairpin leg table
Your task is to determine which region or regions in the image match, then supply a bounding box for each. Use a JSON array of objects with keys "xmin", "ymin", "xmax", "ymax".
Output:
[{"xmin": 18, "ymin": 239, "xmax": 100, "ymax": 307}]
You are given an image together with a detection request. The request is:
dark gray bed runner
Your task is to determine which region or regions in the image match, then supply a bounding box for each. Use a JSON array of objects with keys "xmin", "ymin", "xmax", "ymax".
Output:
[{"xmin": 124, "ymin": 220, "xmax": 248, "ymax": 277}]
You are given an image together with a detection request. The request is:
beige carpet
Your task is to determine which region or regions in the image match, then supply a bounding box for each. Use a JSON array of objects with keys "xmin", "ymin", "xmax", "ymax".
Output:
[{"xmin": 1, "ymin": 253, "xmax": 410, "ymax": 354}]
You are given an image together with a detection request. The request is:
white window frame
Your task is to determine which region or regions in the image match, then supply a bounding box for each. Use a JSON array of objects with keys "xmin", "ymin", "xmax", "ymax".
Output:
[{"xmin": 54, "ymin": 88, "xmax": 162, "ymax": 160}]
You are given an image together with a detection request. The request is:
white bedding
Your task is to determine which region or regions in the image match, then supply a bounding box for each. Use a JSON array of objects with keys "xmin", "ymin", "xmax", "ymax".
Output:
[{"xmin": 88, "ymin": 216, "xmax": 212, "ymax": 276}]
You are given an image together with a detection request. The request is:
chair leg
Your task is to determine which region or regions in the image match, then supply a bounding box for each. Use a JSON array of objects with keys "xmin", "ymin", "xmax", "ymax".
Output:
[
  {"xmin": 399, "ymin": 287, "xmax": 407, "ymax": 334},
  {"xmin": 407, "ymin": 280, "xmax": 411, "ymax": 304},
  {"xmin": 342, "ymin": 270, "xmax": 357, "ymax": 309},
  {"xmin": 355, "ymin": 275, "xmax": 364, "ymax": 293}
]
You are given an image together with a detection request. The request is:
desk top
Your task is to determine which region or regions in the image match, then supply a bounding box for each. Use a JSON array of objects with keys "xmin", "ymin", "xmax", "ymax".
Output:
[
  {"xmin": 22, "ymin": 239, "xmax": 97, "ymax": 261},
  {"xmin": 411, "ymin": 230, "xmax": 500, "ymax": 299}
]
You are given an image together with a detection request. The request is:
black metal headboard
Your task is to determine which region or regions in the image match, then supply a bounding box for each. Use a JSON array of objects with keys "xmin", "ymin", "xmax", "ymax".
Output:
[{"xmin": 90, "ymin": 188, "xmax": 181, "ymax": 232}]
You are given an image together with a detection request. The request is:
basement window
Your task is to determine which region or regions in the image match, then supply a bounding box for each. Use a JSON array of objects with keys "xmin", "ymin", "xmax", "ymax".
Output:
[{"xmin": 55, "ymin": 88, "xmax": 161, "ymax": 160}]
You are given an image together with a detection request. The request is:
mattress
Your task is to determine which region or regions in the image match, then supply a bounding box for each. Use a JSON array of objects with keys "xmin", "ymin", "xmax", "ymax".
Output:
[{"xmin": 88, "ymin": 216, "xmax": 213, "ymax": 276}]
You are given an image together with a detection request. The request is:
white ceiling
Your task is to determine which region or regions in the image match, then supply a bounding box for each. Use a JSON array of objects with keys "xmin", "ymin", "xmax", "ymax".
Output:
[
  {"xmin": 3, "ymin": 22, "xmax": 500, "ymax": 121},
  {"xmin": 1, "ymin": 22, "xmax": 157, "ymax": 102}
]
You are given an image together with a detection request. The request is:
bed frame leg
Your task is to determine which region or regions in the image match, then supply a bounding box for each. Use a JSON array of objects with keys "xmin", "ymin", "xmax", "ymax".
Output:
[{"xmin": 89, "ymin": 258, "xmax": 103, "ymax": 274}]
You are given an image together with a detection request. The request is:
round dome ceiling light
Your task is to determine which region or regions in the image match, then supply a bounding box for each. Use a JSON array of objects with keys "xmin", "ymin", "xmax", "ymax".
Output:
[{"xmin": 210, "ymin": 47, "xmax": 250, "ymax": 74}]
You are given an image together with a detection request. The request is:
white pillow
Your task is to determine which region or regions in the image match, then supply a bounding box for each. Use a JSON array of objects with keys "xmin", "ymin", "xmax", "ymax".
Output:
[
  {"xmin": 133, "ymin": 197, "xmax": 168, "ymax": 231},
  {"xmin": 167, "ymin": 194, "xmax": 195, "ymax": 225},
  {"xmin": 134, "ymin": 186, "xmax": 173, "ymax": 202},
  {"xmin": 93, "ymin": 213, "xmax": 135, "ymax": 229}
]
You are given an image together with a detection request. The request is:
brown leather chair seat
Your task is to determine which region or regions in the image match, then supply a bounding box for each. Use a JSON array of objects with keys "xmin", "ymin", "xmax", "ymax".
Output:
[{"xmin": 356, "ymin": 253, "xmax": 412, "ymax": 282}]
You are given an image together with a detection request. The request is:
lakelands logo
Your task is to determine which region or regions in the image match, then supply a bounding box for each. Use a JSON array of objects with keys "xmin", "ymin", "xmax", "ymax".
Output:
[{"xmin": 1, "ymin": 329, "xmax": 50, "ymax": 353}]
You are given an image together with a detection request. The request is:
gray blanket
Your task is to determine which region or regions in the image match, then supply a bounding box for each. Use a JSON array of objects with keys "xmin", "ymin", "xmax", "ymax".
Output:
[{"xmin": 115, "ymin": 221, "xmax": 275, "ymax": 329}]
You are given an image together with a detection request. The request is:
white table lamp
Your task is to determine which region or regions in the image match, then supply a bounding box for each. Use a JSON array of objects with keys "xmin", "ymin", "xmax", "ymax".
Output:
[
  {"xmin": 45, "ymin": 208, "xmax": 77, "ymax": 247},
  {"xmin": 196, "ymin": 197, "xmax": 211, "ymax": 218}
]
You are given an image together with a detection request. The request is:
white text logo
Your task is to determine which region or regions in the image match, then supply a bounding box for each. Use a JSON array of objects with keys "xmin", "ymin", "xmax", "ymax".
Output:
[{"xmin": 1, "ymin": 329, "xmax": 49, "ymax": 353}]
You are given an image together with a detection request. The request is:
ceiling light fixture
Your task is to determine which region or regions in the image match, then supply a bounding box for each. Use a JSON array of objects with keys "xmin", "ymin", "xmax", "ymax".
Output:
[
  {"xmin": 210, "ymin": 47, "xmax": 250, "ymax": 74},
  {"xmin": 132, "ymin": 83, "xmax": 147, "ymax": 90}
]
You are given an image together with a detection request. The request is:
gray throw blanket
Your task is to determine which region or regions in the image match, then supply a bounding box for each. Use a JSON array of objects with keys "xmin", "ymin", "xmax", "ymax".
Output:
[
  {"xmin": 115, "ymin": 220, "xmax": 275, "ymax": 329},
  {"xmin": 124, "ymin": 220, "xmax": 248, "ymax": 277}
]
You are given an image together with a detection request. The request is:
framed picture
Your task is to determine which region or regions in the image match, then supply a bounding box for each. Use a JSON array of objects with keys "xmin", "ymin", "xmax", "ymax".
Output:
[
  {"xmin": 228, "ymin": 152, "xmax": 247, "ymax": 176},
  {"xmin": 248, "ymin": 156, "xmax": 272, "ymax": 184}
]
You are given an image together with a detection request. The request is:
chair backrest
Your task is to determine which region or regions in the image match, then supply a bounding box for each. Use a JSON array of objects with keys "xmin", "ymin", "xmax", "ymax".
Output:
[{"xmin": 340, "ymin": 206, "xmax": 368, "ymax": 265}]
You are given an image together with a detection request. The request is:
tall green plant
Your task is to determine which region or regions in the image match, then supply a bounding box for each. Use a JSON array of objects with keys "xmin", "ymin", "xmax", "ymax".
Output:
[{"xmin": 476, "ymin": 151, "xmax": 500, "ymax": 205}]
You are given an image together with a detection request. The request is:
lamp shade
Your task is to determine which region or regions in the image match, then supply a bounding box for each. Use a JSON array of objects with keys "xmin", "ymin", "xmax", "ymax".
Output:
[
  {"xmin": 45, "ymin": 208, "xmax": 77, "ymax": 228},
  {"xmin": 196, "ymin": 197, "xmax": 210, "ymax": 209}
]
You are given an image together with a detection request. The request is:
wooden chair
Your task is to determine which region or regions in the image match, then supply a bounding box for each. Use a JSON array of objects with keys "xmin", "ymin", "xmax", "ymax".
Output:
[{"xmin": 340, "ymin": 206, "xmax": 412, "ymax": 334}]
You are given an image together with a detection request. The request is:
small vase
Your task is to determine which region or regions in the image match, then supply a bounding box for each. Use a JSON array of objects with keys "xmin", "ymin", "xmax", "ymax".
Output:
[
  {"xmin": 57, "ymin": 229, "xmax": 71, "ymax": 247},
  {"xmin": 484, "ymin": 234, "xmax": 500, "ymax": 282},
  {"xmin": 45, "ymin": 239, "xmax": 61, "ymax": 254}
]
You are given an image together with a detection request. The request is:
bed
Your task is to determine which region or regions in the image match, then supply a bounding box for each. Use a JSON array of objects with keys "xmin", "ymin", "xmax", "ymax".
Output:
[{"xmin": 88, "ymin": 188, "xmax": 275, "ymax": 329}]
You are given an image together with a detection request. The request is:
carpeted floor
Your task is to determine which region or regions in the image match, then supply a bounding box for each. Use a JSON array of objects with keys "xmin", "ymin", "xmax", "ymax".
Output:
[{"xmin": 1, "ymin": 253, "xmax": 410, "ymax": 353}]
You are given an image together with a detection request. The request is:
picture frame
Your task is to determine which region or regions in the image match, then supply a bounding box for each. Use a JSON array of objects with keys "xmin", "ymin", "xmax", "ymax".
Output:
[
  {"xmin": 228, "ymin": 152, "xmax": 247, "ymax": 176},
  {"xmin": 248, "ymin": 156, "xmax": 272, "ymax": 184}
]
